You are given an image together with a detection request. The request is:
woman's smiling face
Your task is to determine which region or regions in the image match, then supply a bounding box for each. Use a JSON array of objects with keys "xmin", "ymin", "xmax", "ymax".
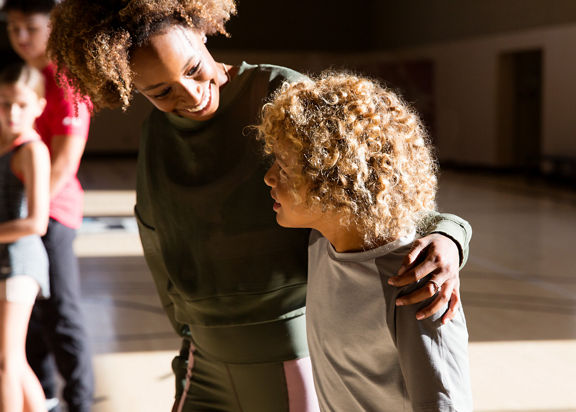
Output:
[{"xmin": 130, "ymin": 25, "xmax": 229, "ymax": 121}]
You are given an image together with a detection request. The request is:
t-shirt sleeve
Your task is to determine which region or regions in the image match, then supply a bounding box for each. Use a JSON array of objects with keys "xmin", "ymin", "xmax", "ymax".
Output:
[
  {"xmin": 49, "ymin": 85, "xmax": 91, "ymax": 140},
  {"xmin": 385, "ymin": 272, "xmax": 473, "ymax": 411}
]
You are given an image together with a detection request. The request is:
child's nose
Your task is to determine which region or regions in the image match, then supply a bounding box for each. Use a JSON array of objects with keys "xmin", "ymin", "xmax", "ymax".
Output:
[
  {"xmin": 10, "ymin": 104, "xmax": 20, "ymax": 117},
  {"xmin": 13, "ymin": 27, "xmax": 28, "ymax": 42},
  {"xmin": 264, "ymin": 163, "xmax": 277, "ymax": 187}
]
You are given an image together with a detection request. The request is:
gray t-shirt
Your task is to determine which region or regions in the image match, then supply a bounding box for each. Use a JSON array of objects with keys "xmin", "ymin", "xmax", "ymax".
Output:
[{"xmin": 306, "ymin": 230, "xmax": 473, "ymax": 412}]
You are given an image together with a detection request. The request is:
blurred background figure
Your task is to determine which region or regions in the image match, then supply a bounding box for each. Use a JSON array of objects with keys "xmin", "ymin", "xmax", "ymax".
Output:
[
  {"xmin": 0, "ymin": 61, "xmax": 50, "ymax": 412},
  {"xmin": 1, "ymin": 1, "xmax": 93, "ymax": 411}
]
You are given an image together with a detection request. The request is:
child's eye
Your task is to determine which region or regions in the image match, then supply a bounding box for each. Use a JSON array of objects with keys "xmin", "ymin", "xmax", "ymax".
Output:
[{"xmin": 278, "ymin": 164, "xmax": 289, "ymax": 180}]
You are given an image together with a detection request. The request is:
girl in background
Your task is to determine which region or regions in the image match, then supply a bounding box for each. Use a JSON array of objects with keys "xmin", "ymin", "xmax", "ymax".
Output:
[{"xmin": 0, "ymin": 62, "xmax": 50, "ymax": 412}]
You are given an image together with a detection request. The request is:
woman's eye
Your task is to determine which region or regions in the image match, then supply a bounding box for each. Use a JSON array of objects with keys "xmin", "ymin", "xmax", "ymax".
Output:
[
  {"xmin": 186, "ymin": 62, "xmax": 201, "ymax": 77},
  {"xmin": 153, "ymin": 87, "xmax": 171, "ymax": 99}
]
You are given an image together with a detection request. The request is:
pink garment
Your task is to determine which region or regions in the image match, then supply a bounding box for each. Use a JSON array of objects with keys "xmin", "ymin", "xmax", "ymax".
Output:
[
  {"xmin": 35, "ymin": 63, "xmax": 91, "ymax": 229},
  {"xmin": 176, "ymin": 347, "xmax": 320, "ymax": 412},
  {"xmin": 284, "ymin": 357, "xmax": 320, "ymax": 412}
]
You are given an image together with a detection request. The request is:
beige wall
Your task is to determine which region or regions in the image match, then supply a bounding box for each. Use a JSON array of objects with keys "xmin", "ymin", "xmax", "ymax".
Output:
[
  {"xmin": 394, "ymin": 24, "xmax": 576, "ymax": 167},
  {"xmin": 88, "ymin": 25, "xmax": 576, "ymax": 168}
]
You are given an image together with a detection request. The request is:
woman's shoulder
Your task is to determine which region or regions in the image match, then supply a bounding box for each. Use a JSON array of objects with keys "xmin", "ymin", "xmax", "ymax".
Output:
[{"xmin": 241, "ymin": 62, "xmax": 308, "ymax": 86}]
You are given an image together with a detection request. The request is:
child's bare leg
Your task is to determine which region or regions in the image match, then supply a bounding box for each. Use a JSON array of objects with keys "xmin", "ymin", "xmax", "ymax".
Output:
[
  {"xmin": 0, "ymin": 278, "xmax": 46, "ymax": 412},
  {"xmin": 22, "ymin": 362, "xmax": 46, "ymax": 412}
]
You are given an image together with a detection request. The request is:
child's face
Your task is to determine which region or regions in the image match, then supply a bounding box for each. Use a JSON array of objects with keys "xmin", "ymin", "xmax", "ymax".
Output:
[
  {"xmin": 6, "ymin": 11, "xmax": 51, "ymax": 66},
  {"xmin": 0, "ymin": 83, "xmax": 46, "ymax": 139},
  {"xmin": 263, "ymin": 147, "xmax": 323, "ymax": 230}
]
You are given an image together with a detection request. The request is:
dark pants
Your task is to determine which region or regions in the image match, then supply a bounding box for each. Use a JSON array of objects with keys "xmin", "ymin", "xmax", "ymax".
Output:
[{"xmin": 27, "ymin": 218, "xmax": 94, "ymax": 412}]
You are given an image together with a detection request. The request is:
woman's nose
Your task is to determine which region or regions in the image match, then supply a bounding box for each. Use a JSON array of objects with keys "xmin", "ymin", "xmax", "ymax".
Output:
[{"xmin": 180, "ymin": 80, "xmax": 203, "ymax": 105}]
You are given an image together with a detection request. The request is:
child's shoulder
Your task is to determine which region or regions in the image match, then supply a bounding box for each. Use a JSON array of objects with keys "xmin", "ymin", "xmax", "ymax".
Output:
[
  {"xmin": 13, "ymin": 132, "xmax": 47, "ymax": 152},
  {"xmin": 12, "ymin": 135, "xmax": 50, "ymax": 168}
]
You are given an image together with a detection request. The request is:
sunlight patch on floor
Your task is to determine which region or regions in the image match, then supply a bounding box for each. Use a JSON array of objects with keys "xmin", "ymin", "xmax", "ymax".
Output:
[
  {"xmin": 92, "ymin": 351, "xmax": 176, "ymax": 412},
  {"xmin": 469, "ymin": 340, "xmax": 576, "ymax": 411}
]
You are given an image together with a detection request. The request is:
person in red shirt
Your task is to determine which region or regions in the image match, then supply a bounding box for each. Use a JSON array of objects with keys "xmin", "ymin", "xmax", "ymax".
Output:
[{"xmin": 2, "ymin": 1, "xmax": 93, "ymax": 411}]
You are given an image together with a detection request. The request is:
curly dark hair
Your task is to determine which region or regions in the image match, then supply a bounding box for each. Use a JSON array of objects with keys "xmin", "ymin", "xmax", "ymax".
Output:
[
  {"xmin": 1, "ymin": 0, "xmax": 58, "ymax": 14},
  {"xmin": 257, "ymin": 72, "xmax": 438, "ymax": 245},
  {"xmin": 47, "ymin": 0, "xmax": 236, "ymax": 110}
]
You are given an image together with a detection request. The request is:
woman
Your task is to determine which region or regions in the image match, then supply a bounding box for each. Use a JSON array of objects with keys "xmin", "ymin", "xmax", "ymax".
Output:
[{"xmin": 48, "ymin": 1, "xmax": 472, "ymax": 410}]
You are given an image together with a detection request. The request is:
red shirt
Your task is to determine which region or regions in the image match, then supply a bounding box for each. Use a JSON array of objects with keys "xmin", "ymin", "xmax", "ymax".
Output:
[{"xmin": 35, "ymin": 63, "xmax": 91, "ymax": 229}]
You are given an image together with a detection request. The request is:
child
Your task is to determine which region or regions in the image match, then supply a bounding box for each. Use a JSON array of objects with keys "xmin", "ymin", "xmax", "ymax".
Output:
[
  {"xmin": 259, "ymin": 73, "xmax": 473, "ymax": 411},
  {"xmin": 0, "ymin": 62, "xmax": 51, "ymax": 412}
]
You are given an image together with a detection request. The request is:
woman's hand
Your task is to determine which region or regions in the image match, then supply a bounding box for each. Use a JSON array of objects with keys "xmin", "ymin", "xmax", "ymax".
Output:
[{"xmin": 388, "ymin": 233, "xmax": 461, "ymax": 324}]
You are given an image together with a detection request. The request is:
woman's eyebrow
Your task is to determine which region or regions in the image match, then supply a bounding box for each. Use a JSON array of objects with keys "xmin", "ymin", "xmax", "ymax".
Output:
[{"xmin": 142, "ymin": 82, "xmax": 166, "ymax": 92}]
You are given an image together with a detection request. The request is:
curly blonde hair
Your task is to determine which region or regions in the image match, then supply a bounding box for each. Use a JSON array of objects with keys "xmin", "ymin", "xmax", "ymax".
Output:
[
  {"xmin": 257, "ymin": 72, "xmax": 438, "ymax": 245},
  {"xmin": 48, "ymin": 0, "xmax": 236, "ymax": 110}
]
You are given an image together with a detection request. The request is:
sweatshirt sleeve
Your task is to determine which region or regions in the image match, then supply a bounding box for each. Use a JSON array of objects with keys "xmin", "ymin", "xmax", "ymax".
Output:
[
  {"xmin": 421, "ymin": 212, "xmax": 472, "ymax": 269},
  {"xmin": 135, "ymin": 205, "xmax": 192, "ymax": 400},
  {"xmin": 384, "ymin": 273, "xmax": 473, "ymax": 411}
]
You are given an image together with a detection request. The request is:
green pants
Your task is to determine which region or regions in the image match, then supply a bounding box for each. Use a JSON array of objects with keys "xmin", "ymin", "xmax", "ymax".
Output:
[{"xmin": 173, "ymin": 343, "xmax": 319, "ymax": 412}]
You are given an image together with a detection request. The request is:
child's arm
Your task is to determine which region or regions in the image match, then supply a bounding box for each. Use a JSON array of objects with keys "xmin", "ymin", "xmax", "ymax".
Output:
[
  {"xmin": 45, "ymin": 91, "xmax": 90, "ymax": 199},
  {"xmin": 388, "ymin": 212, "xmax": 472, "ymax": 323},
  {"xmin": 388, "ymin": 276, "xmax": 473, "ymax": 411},
  {"xmin": 0, "ymin": 141, "xmax": 51, "ymax": 243}
]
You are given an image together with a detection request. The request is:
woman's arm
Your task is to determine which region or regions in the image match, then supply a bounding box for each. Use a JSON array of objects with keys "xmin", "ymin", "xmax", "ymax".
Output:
[
  {"xmin": 0, "ymin": 141, "xmax": 51, "ymax": 242},
  {"xmin": 388, "ymin": 212, "xmax": 472, "ymax": 323}
]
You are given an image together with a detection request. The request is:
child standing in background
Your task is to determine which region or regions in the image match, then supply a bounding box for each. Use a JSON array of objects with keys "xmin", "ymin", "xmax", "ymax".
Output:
[
  {"xmin": 259, "ymin": 73, "xmax": 473, "ymax": 411},
  {"xmin": 0, "ymin": 62, "xmax": 51, "ymax": 412}
]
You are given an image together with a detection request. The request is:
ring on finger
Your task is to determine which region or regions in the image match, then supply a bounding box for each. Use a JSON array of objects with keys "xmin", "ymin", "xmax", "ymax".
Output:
[{"xmin": 429, "ymin": 279, "xmax": 441, "ymax": 294}]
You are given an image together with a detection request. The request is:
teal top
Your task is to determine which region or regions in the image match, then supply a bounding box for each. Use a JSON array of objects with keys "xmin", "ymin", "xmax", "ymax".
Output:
[{"xmin": 135, "ymin": 62, "xmax": 472, "ymax": 368}]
